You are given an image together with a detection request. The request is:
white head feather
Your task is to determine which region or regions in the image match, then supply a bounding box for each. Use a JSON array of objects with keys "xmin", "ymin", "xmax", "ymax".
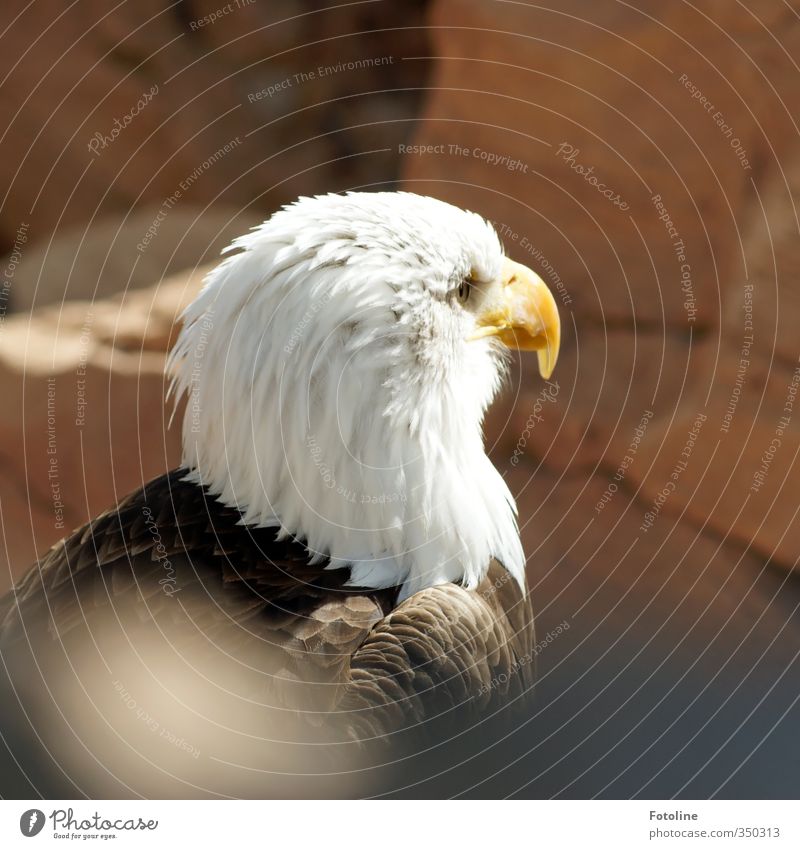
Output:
[{"xmin": 168, "ymin": 191, "xmax": 526, "ymax": 600}]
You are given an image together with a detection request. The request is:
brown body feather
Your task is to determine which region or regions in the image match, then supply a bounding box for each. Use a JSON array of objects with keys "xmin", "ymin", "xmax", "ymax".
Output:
[{"xmin": 0, "ymin": 470, "xmax": 534, "ymax": 798}]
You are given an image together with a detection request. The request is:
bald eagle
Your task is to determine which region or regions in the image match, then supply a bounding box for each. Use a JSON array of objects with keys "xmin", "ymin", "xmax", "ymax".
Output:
[{"xmin": 0, "ymin": 192, "xmax": 560, "ymax": 798}]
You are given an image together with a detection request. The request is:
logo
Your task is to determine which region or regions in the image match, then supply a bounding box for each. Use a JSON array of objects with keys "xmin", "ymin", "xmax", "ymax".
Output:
[{"xmin": 19, "ymin": 809, "xmax": 45, "ymax": 837}]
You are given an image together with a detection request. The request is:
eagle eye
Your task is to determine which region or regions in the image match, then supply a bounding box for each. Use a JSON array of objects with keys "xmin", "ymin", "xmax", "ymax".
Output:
[{"xmin": 457, "ymin": 279, "xmax": 472, "ymax": 304}]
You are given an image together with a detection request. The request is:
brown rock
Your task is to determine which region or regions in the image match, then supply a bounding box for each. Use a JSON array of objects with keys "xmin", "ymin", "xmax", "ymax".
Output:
[
  {"xmin": 0, "ymin": 1, "xmax": 429, "ymax": 258},
  {"xmin": 484, "ymin": 328, "xmax": 688, "ymax": 474},
  {"xmin": 3, "ymin": 206, "xmax": 261, "ymax": 311},
  {"xmin": 0, "ymin": 265, "xmax": 206, "ymax": 594}
]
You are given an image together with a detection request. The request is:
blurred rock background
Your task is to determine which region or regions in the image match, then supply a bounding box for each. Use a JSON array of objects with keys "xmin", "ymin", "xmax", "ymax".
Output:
[{"xmin": 1, "ymin": 0, "xmax": 799, "ymax": 798}]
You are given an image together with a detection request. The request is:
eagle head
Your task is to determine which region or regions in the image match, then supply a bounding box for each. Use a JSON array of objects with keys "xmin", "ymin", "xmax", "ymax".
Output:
[{"xmin": 168, "ymin": 192, "xmax": 560, "ymax": 600}]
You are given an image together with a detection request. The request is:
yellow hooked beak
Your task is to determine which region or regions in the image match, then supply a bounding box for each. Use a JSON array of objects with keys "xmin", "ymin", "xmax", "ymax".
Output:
[{"xmin": 468, "ymin": 257, "xmax": 561, "ymax": 379}]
